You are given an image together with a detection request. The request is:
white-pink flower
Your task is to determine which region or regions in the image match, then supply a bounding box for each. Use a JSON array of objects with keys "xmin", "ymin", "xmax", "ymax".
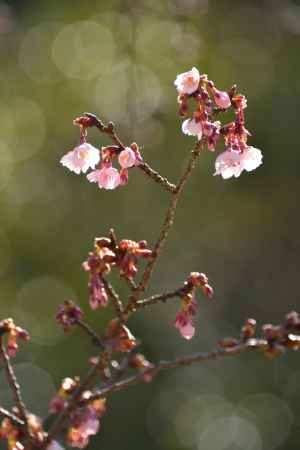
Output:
[
  {"xmin": 213, "ymin": 88, "xmax": 231, "ymax": 109},
  {"xmin": 118, "ymin": 147, "xmax": 138, "ymax": 169},
  {"xmin": 174, "ymin": 312, "xmax": 195, "ymax": 340},
  {"xmin": 87, "ymin": 167, "xmax": 120, "ymax": 190},
  {"xmin": 174, "ymin": 67, "xmax": 200, "ymax": 95},
  {"xmin": 242, "ymin": 146, "xmax": 263, "ymax": 172},
  {"xmin": 214, "ymin": 147, "xmax": 262, "ymax": 179},
  {"xmin": 60, "ymin": 143, "xmax": 100, "ymax": 175},
  {"xmin": 182, "ymin": 118, "xmax": 203, "ymax": 140}
]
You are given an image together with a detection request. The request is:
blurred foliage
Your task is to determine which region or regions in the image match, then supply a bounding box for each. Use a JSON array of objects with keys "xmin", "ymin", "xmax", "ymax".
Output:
[{"xmin": 0, "ymin": 0, "xmax": 300, "ymax": 449}]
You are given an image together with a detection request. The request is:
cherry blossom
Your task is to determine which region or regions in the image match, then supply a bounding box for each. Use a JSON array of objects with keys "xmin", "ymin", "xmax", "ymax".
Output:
[
  {"xmin": 174, "ymin": 67, "xmax": 200, "ymax": 95},
  {"xmin": 213, "ymin": 88, "xmax": 231, "ymax": 109},
  {"xmin": 214, "ymin": 147, "xmax": 262, "ymax": 179},
  {"xmin": 60, "ymin": 143, "xmax": 100, "ymax": 175},
  {"xmin": 118, "ymin": 147, "xmax": 138, "ymax": 169},
  {"xmin": 87, "ymin": 167, "xmax": 120, "ymax": 190},
  {"xmin": 182, "ymin": 118, "xmax": 203, "ymax": 140},
  {"xmin": 174, "ymin": 297, "xmax": 198, "ymax": 340}
]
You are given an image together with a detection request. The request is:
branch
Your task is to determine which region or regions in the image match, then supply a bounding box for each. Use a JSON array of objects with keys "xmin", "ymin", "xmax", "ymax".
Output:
[
  {"xmin": 102, "ymin": 278, "xmax": 125, "ymax": 322},
  {"xmin": 125, "ymin": 140, "xmax": 205, "ymax": 315},
  {"xmin": 0, "ymin": 341, "xmax": 28, "ymax": 426},
  {"xmin": 136, "ymin": 288, "xmax": 182, "ymax": 309},
  {"xmin": 76, "ymin": 319, "xmax": 105, "ymax": 349},
  {"xmin": 83, "ymin": 338, "xmax": 269, "ymax": 403},
  {"xmin": 0, "ymin": 406, "xmax": 24, "ymax": 427},
  {"xmin": 81, "ymin": 113, "xmax": 176, "ymax": 193}
]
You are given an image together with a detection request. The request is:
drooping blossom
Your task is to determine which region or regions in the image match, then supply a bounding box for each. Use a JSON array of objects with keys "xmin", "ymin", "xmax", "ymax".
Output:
[
  {"xmin": 213, "ymin": 88, "xmax": 231, "ymax": 109},
  {"xmin": 174, "ymin": 67, "xmax": 200, "ymax": 95},
  {"xmin": 88, "ymin": 273, "xmax": 109, "ymax": 310},
  {"xmin": 118, "ymin": 147, "xmax": 138, "ymax": 169},
  {"xmin": 214, "ymin": 147, "xmax": 262, "ymax": 179},
  {"xmin": 182, "ymin": 118, "xmax": 203, "ymax": 140},
  {"xmin": 0, "ymin": 318, "xmax": 29, "ymax": 358},
  {"xmin": 87, "ymin": 167, "xmax": 120, "ymax": 190},
  {"xmin": 174, "ymin": 296, "xmax": 198, "ymax": 340},
  {"xmin": 60, "ymin": 143, "xmax": 100, "ymax": 175}
]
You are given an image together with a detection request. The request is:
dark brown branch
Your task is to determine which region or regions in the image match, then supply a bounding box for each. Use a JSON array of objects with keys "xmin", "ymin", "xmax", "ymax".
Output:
[
  {"xmin": 136, "ymin": 288, "xmax": 182, "ymax": 309},
  {"xmin": 0, "ymin": 341, "xmax": 28, "ymax": 426},
  {"xmin": 137, "ymin": 162, "xmax": 176, "ymax": 193},
  {"xmin": 83, "ymin": 338, "xmax": 269, "ymax": 403},
  {"xmin": 125, "ymin": 140, "xmax": 204, "ymax": 315},
  {"xmin": 102, "ymin": 279, "xmax": 125, "ymax": 322},
  {"xmin": 76, "ymin": 319, "xmax": 105, "ymax": 349}
]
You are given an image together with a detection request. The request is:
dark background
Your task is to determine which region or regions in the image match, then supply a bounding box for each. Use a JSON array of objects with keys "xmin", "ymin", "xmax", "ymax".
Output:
[{"xmin": 0, "ymin": 0, "xmax": 299, "ymax": 449}]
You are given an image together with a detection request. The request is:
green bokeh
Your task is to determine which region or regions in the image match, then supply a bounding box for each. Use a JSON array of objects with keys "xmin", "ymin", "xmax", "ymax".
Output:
[{"xmin": 0, "ymin": 0, "xmax": 299, "ymax": 449}]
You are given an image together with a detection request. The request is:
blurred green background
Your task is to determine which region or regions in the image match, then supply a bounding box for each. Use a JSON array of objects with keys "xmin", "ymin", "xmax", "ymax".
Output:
[{"xmin": 0, "ymin": 0, "xmax": 300, "ymax": 449}]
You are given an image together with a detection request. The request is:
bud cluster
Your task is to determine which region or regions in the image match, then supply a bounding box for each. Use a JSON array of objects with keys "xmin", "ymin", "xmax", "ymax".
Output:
[
  {"xmin": 0, "ymin": 318, "xmax": 29, "ymax": 357},
  {"xmin": 174, "ymin": 67, "xmax": 263, "ymax": 179},
  {"xmin": 56, "ymin": 300, "xmax": 84, "ymax": 332},
  {"xmin": 219, "ymin": 311, "xmax": 300, "ymax": 358},
  {"xmin": 82, "ymin": 231, "xmax": 152, "ymax": 310}
]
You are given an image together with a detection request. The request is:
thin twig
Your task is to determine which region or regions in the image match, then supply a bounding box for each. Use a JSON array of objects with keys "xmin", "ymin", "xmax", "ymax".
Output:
[
  {"xmin": 76, "ymin": 319, "xmax": 105, "ymax": 349},
  {"xmin": 102, "ymin": 278, "xmax": 125, "ymax": 322},
  {"xmin": 0, "ymin": 341, "xmax": 28, "ymax": 426},
  {"xmin": 0, "ymin": 406, "xmax": 24, "ymax": 426},
  {"xmin": 82, "ymin": 338, "xmax": 268, "ymax": 403},
  {"xmin": 125, "ymin": 140, "xmax": 204, "ymax": 315},
  {"xmin": 137, "ymin": 162, "xmax": 176, "ymax": 193},
  {"xmin": 82, "ymin": 113, "xmax": 176, "ymax": 193},
  {"xmin": 136, "ymin": 288, "xmax": 183, "ymax": 309}
]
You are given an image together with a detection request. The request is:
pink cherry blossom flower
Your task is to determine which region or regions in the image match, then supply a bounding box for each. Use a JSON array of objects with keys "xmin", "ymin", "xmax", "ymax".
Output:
[
  {"xmin": 174, "ymin": 67, "xmax": 200, "ymax": 95},
  {"xmin": 213, "ymin": 88, "xmax": 231, "ymax": 109},
  {"xmin": 87, "ymin": 167, "xmax": 120, "ymax": 190},
  {"xmin": 174, "ymin": 311, "xmax": 195, "ymax": 340},
  {"xmin": 60, "ymin": 143, "xmax": 100, "ymax": 175},
  {"xmin": 182, "ymin": 118, "xmax": 203, "ymax": 140},
  {"xmin": 118, "ymin": 147, "xmax": 138, "ymax": 169},
  {"xmin": 241, "ymin": 146, "xmax": 263, "ymax": 172},
  {"xmin": 214, "ymin": 147, "xmax": 262, "ymax": 179},
  {"xmin": 214, "ymin": 150, "xmax": 244, "ymax": 179}
]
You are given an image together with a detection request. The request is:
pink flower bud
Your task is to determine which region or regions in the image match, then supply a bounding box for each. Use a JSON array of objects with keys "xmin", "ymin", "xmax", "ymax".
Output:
[
  {"xmin": 118, "ymin": 147, "xmax": 137, "ymax": 169},
  {"xmin": 213, "ymin": 89, "xmax": 231, "ymax": 109}
]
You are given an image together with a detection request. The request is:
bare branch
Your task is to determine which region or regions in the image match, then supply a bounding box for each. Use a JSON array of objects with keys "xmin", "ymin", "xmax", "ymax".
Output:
[{"xmin": 0, "ymin": 341, "xmax": 28, "ymax": 426}]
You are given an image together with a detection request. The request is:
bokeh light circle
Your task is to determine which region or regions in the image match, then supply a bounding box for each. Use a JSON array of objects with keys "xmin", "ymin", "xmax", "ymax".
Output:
[
  {"xmin": 52, "ymin": 21, "xmax": 115, "ymax": 80},
  {"xmin": 15, "ymin": 276, "xmax": 76, "ymax": 345}
]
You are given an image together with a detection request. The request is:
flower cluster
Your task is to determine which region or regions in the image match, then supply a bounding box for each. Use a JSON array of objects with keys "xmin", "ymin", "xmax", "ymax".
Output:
[
  {"xmin": 82, "ymin": 231, "xmax": 152, "ymax": 310},
  {"xmin": 60, "ymin": 122, "xmax": 142, "ymax": 190},
  {"xmin": 49, "ymin": 378, "xmax": 106, "ymax": 449},
  {"xmin": 174, "ymin": 272, "xmax": 214, "ymax": 340},
  {"xmin": 67, "ymin": 398, "xmax": 106, "ymax": 449},
  {"xmin": 0, "ymin": 413, "xmax": 59, "ymax": 450},
  {"xmin": 0, "ymin": 318, "xmax": 29, "ymax": 357},
  {"xmin": 175, "ymin": 67, "xmax": 263, "ymax": 179},
  {"xmin": 56, "ymin": 300, "xmax": 83, "ymax": 332}
]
